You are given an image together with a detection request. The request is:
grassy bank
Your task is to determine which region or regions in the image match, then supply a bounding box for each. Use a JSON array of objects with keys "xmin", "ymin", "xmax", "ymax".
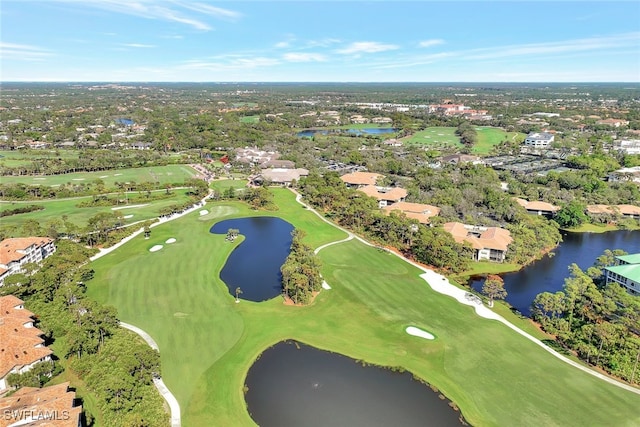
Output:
[{"xmin": 87, "ymin": 188, "xmax": 640, "ymax": 427}]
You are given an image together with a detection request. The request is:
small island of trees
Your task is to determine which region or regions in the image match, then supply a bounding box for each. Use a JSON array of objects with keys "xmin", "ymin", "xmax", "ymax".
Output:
[{"xmin": 281, "ymin": 229, "xmax": 322, "ymax": 304}]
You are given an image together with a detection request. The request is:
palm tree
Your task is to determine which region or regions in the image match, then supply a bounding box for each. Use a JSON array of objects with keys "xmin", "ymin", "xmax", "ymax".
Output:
[{"xmin": 235, "ymin": 287, "xmax": 243, "ymax": 303}]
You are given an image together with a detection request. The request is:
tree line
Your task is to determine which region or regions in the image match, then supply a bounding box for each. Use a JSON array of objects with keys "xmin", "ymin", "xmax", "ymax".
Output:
[{"xmin": 281, "ymin": 229, "xmax": 323, "ymax": 304}]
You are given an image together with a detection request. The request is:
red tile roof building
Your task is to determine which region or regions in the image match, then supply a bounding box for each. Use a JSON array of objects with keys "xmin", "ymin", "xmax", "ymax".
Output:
[
  {"xmin": 0, "ymin": 382, "xmax": 82, "ymax": 426},
  {"xmin": 443, "ymin": 222, "xmax": 513, "ymax": 262},
  {"xmin": 383, "ymin": 202, "xmax": 441, "ymax": 224},
  {"xmin": 0, "ymin": 237, "xmax": 56, "ymax": 286},
  {"xmin": 0, "ymin": 296, "xmax": 53, "ymax": 391}
]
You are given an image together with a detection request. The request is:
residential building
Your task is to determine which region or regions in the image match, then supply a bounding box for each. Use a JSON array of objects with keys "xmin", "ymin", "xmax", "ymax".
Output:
[
  {"xmin": 607, "ymin": 166, "xmax": 640, "ymax": 184},
  {"xmin": 0, "ymin": 295, "xmax": 53, "ymax": 391},
  {"xmin": 586, "ymin": 204, "xmax": 640, "ymax": 220},
  {"xmin": 523, "ymin": 132, "xmax": 555, "ymax": 148},
  {"xmin": 359, "ymin": 185, "xmax": 408, "ymax": 208},
  {"xmin": 443, "ymin": 222, "xmax": 513, "ymax": 262},
  {"xmin": 0, "ymin": 237, "xmax": 56, "ymax": 286},
  {"xmin": 440, "ymin": 154, "xmax": 484, "ymax": 165},
  {"xmin": 0, "ymin": 382, "xmax": 82, "ymax": 426},
  {"xmin": 604, "ymin": 253, "xmax": 640, "ymax": 296},
  {"xmin": 383, "ymin": 202, "xmax": 440, "ymax": 224},
  {"xmin": 340, "ymin": 171, "xmax": 384, "ymax": 188},
  {"xmin": 251, "ymin": 168, "xmax": 309, "ymax": 187},
  {"xmin": 612, "ymin": 140, "xmax": 640, "ymax": 155},
  {"xmin": 514, "ymin": 198, "xmax": 560, "ymax": 217},
  {"xmin": 596, "ymin": 118, "xmax": 629, "ymax": 128}
]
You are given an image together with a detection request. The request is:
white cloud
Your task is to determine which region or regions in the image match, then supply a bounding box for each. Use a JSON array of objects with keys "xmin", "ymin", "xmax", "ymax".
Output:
[
  {"xmin": 180, "ymin": 56, "xmax": 280, "ymax": 71},
  {"xmin": 465, "ymin": 32, "xmax": 640, "ymax": 60},
  {"xmin": 53, "ymin": 0, "xmax": 242, "ymax": 31},
  {"xmin": 0, "ymin": 42, "xmax": 53, "ymax": 61},
  {"xmin": 336, "ymin": 41, "xmax": 399, "ymax": 54},
  {"xmin": 282, "ymin": 53, "xmax": 327, "ymax": 62},
  {"xmin": 307, "ymin": 38, "xmax": 341, "ymax": 48},
  {"xmin": 418, "ymin": 39, "xmax": 445, "ymax": 48}
]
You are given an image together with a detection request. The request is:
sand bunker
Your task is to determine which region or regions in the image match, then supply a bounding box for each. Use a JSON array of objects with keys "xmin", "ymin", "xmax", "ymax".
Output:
[
  {"xmin": 322, "ymin": 281, "xmax": 331, "ymax": 290},
  {"xmin": 33, "ymin": 177, "xmax": 46, "ymax": 180},
  {"xmin": 112, "ymin": 204, "xmax": 149, "ymax": 210},
  {"xmin": 114, "ymin": 173, "xmax": 122, "ymax": 176},
  {"xmin": 123, "ymin": 214, "xmax": 133, "ymax": 219},
  {"xmin": 149, "ymin": 245, "xmax": 163, "ymax": 252},
  {"xmin": 165, "ymin": 238, "xmax": 176, "ymax": 244},
  {"xmin": 72, "ymin": 178, "xmax": 85, "ymax": 181},
  {"xmin": 405, "ymin": 326, "xmax": 435, "ymax": 340},
  {"xmin": 99, "ymin": 175, "xmax": 109, "ymax": 178},
  {"xmin": 199, "ymin": 209, "xmax": 208, "ymax": 216}
]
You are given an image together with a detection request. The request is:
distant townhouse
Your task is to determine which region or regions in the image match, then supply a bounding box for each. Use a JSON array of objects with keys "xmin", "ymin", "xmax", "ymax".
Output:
[
  {"xmin": 340, "ymin": 171, "xmax": 384, "ymax": 188},
  {"xmin": 612, "ymin": 139, "xmax": 640, "ymax": 155},
  {"xmin": 523, "ymin": 132, "xmax": 555, "ymax": 148},
  {"xmin": 0, "ymin": 382, "xmax": 82, "ymax": 426},
  {"xmin": 0, "ymin": 296, "xmax": 53, "ymax": 391},
  {"xmin": 251, "ymin": 168, "xmax": 309, "ymax": 187},
  {"xmin": 514, "ymin": 198, "xmax": 560, "ymax": 217},
  {"xmin": 383, "ymin": 202, "xmax": 440, "ymax": 224},
  {"xmin": 443, "ymin": 222, "xmax": 513, "ymax": 262},
  {"xmin": 596, "ymin": 118, "xmax": 629, "ymax": 128},
  {"xmin": 604, "ymin": 253, "xmax": 640, "ymax": 296},
  {"xmin": 339, "ymin": 172, "xmax": 407, "ymax": 208},
  {"xmin": 607, "ymin": 166, "xmax": 640, "ymax": 184},
  {"xmin": 359, "ymin": 185, "xmax": 407, "ymax": 208},
  {"xmin": 440, "ymin": 154, "xmax": 484, "ymax": 166},
  {"xmin": 0, "ymin": 237, "xmax": 56, "ymax": 286},
  {"xmin": 586, "ymin": 204, "xmax": 640, "ymax": 220},
  {"xmin": 235, "ymin": 147, "xmax": 280, "ymax": 168}
]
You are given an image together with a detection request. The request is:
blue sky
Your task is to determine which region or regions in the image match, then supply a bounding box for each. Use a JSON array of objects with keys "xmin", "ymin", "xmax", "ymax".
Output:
[{"xmin": 1, "ymin": 1, "xmax": 639, "ymax": 82}]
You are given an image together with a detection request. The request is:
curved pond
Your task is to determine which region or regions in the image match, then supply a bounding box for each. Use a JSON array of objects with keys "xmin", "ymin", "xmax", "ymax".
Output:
[
  {"xmin": 298, "ymin": 127, "xmax": 397, "ymax": 138},
  {"xmin": 245, "ymin": 341, "xmax": 465, "ymax": 427},
  {"xmin": 210, "ymin": 217, "xmax": 293, "ymax": 302},
  {"xmin": 471, "ymin": 230, "xmax": 640, "ymax": 316}
]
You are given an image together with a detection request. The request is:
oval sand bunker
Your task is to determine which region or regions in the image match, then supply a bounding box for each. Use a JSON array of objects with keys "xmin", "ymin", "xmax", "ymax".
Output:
[
  {"xmin": 405, "ymin": 326, "xmax": 435, "ymax": 340},
  {"xmin": 149, "ymin": 245, "xmax": 163, "ymax": 252},
  {"xmin": 165, "ymin": 238, "xmax": 176, "ymax": 244}
]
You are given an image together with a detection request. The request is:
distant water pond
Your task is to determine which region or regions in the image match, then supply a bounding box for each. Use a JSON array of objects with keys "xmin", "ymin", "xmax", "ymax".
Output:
[
  {"xmin": 245, "ymin": 341, "xmax": 465, "ymax": 427},
  {"xmin": 115, "ymin": 118, "xmax": 134, "ymax": 126},
  {"xmin": 470, "ymin": 230, "xmax": 640, "ymax": 316},
  {"xmin": 210, "ymin": 217, "xmax": 293, "ymax": 302},
  {"xmin": 298, "ymin": 127, "xmax": 397, "ymax": 137}
]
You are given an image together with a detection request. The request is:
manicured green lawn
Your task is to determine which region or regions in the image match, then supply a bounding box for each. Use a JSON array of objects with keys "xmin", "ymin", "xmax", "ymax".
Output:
[
  {"xmin": 87, "ymin": 188, "xmax": 640, "ymax": 427},
  {"xmin": 474, "ymin": 127, "xmax": 524, "ymax": 155},
  {"xmin": 0, "ymin": 191, "xmax": 194, "ymax": 229},
  {"xmin": 0, "ymin": 164, "xmax": 197, "ymax": 187},
  {"xmin": 402, "ymin": 127, "xmax": 463, "ymax": 148},
  {"xmin": 239, "ymin": 115, "xmax": 260, "ymax": 123},
  {"xmin": 565, "ymin": 223, "xmax": 640, "ymax": 233},
  {"xmin": 0, "ymin": 149, "xmax": 81, "ymax": 167}
]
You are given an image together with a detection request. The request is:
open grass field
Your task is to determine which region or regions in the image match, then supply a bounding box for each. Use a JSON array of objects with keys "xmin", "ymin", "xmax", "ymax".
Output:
[
  {"xmin": 402, "ymin": 127, "xmax": 463, "ymax": 148},
  {"xmin": 0, "ymin": 164, "xmax": 197, "ymax": 187},
  {"xmin": 86, "ymin": 188, "xmax": 640, "ymax": 427},
  {"xmin": 473, "ymin": 127, "xmax": 525, "ymax": 155},
  {"xmin": 0, "ymin": 149, "xmax": 82, "ymax": 167},
  {"xmin": 0, "ymin": 191, "xmax": 195, "ymax": 229},
  {"xmin": 239, "ymin": 115, "xmax": 260, "ymax": 123}
]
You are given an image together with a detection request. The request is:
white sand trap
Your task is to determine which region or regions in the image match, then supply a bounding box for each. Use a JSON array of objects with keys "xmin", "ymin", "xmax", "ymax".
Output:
[
  {"xmin": 322, "ymin": 281, "xmax": 331, "ymax": 290},
  {"xmin": 72, "ymin": 178, "xmax": 85, "ymax": 181},
  {"xmin": 99, "ymin": 175, "xmax": 109, "ymax": 178},
  {"xmin": 34, "ymin": 177, "xmax": 46, "ymax": 180},
  {"xmin": 114, "ymin": 173, "xmax": 122, "ymax": 176},
  {"xmin": 112, "ymin": 203, "xmax": 149, "ymax": 210},
  {"xmin": 123, "ymin": 214, "xmax": 133, "ymax": 219},
  {"xmin": 165, "ymin": 238, "xmax": 176, "ymax": 244},
  {"xmin": 149, "ymin": 245, "xmax": 163, "ymax": 252},
  {"xmin": 199, "ymin": 209, "xmax": 208, "ymax": 216},
  {"xmin": 438, "ymin": 133, "xmax": 444, "ymax": 136},
  {"xmin": 406, "ymin": 326, "xmax": 435, "ymax": 340}
]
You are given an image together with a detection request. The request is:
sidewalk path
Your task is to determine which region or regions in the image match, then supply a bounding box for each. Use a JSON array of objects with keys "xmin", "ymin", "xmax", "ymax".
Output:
[
  {"xmin": 290, "ymin": 188, "xmax": 640, "ymax": 396},
  {"xmin": 120, "ymin": 322, "xmax": 181, "ymax": 427}
]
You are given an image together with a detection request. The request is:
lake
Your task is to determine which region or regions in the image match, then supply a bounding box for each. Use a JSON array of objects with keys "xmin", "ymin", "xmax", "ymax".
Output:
[
  {"xmin": 245, "ymin": 341, "xmax": 465, "ymax": 427},
  {"xmin": 210, "ymin": 217, "xmax": 293, "ymax": 302},
  {"xmin": 298, "ymin": 128, "xmax": 397, "ymax": 137},
  {"xmin": 470, "ymin": 230, "xmax": 640, "ymax": 316}
]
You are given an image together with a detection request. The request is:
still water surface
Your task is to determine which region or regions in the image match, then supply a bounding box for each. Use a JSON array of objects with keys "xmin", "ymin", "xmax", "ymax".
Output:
[
  {"xmin": 210, "ymin": 217, "xmax": 293, "ymax": 301},
  {"xmin": 471, "ymin": 230, "xmax": 640, "ymax": 316},
  {"xmin": 298, "ymin": 127, "xmax": 397, "ymax": 137},
  {"xmin": 245, "ymin": 341, "xmax": 464, "ymax": 427}
]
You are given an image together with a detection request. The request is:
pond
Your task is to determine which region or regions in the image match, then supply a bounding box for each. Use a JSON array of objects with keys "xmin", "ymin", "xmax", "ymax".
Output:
[
  {"xmin": 245, "ymin": 341, "xmax": 465, "ymax": 427},
  {"xmin": 470, "ymin": 230, "xmax": 640, "ymax": 316},
  {"xmin": 210, "ymin": 217, "xmax": 293, "ymax": 302},
  {"xmin": 297, "ymin": 128, "xmax": 397, "ymax": 138}
]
